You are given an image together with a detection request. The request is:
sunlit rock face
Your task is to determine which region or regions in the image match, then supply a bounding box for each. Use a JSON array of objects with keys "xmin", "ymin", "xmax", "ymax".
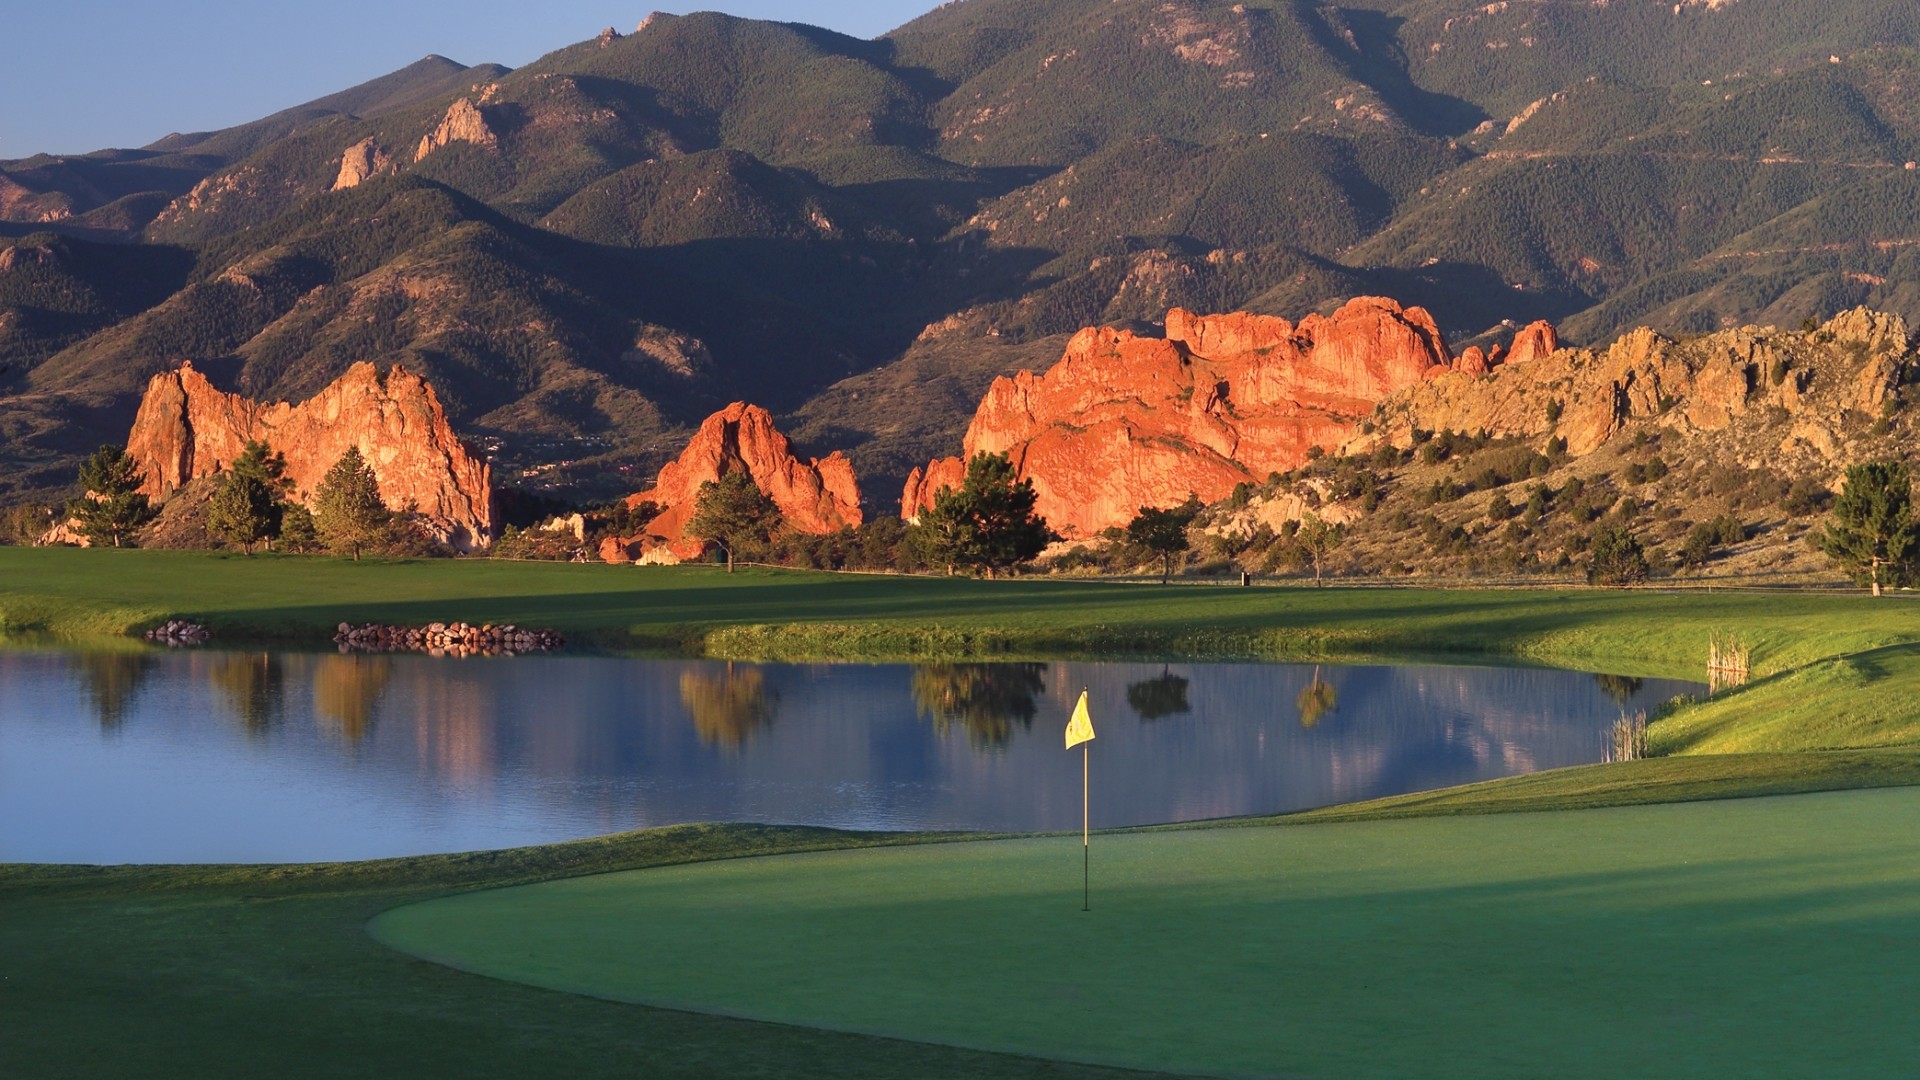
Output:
[
  {"xmin": 903, "ymin": 298, "xmax": 1473, "ymax": 539},
  {"xmin": 603, "ymin": 401, "xmax": 863, "ymax": 563},
  {"xmin": 127, "ymin": 360, "xmax": 496, "ymax": 550}
]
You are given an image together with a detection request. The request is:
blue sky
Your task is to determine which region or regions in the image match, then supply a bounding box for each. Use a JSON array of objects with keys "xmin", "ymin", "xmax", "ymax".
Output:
[{"xmin": 1, "ymin": 3, "xmax": 946, "ymax": 158}]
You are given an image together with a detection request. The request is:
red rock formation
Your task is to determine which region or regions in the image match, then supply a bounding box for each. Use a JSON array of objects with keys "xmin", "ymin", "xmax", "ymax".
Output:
[
  {"xmin": 415, "ymin": 98, "xmax": 497, "ymax": 162},
  {"xmin": 1506, "ymin": 320, "xmax": 1559, "ymax": 366},
  {"xmin": 903, "ymin": 298, "xmax": 1475, "ymax": 539},
  {"xmin": 126, "ymin": 361, "xmax": 496, "ymax": 550},
  {"xmin": 607, "ymin": 402, "xmax": 863, "ymax": 563}
]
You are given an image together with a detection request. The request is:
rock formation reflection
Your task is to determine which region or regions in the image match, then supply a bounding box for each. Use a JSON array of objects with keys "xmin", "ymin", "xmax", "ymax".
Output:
[
  {"xmin": 72, "ymin": 651, "xmax": 155, "ymax": 731},
  {"xmin": 680, "ymin": 665, "xmax": 777, "ymax": 749},
  {"xmin": 207, "ymin": 652, "xmax": 285, "ymax": 736},
  {"xmin": 913, "ymin": 663, "xmax": 1045, "ymax": 748},
  {"xmin": 311, "ymin": 654, "xmax": 392, "ymax": 743},
  {"xmin": 1126, "ymin": 669, "xmax": 1192, "ymax": 720}
]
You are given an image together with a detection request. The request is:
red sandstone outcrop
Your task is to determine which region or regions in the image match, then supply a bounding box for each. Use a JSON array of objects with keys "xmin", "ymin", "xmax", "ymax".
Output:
[
  {"xmin": 604, "ymin": 402, "xmax": 862, "ymax": 563},
  {"xmin": 415, "ymin": 99, "xmax": 497, "ymax": 162},
  {"xmin": 333, "ymin": 138, "xmax": 396, "ymax": 190},
  {"xmin": 903, "ymin": 298, "xmax": 1481, "ymax": 539},
  {"xmin": 1361, "ymin": 308, "xmax": 1908, "ymax": 459},
  {"xmin": 126, "ymin": 361, "xmax": 495, "ymax": 550}
]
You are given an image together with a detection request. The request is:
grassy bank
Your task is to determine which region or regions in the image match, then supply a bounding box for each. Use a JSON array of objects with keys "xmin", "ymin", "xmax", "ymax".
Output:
[{"xmin": 3, "ymin": 547, "xmax": 1915, "ymax": 679}]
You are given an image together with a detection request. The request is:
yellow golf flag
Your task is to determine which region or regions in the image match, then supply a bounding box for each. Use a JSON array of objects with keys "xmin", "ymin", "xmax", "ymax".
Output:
[{"xmin": 1064, "ymin": 690, "xmax": 1096, "ymax": 749}]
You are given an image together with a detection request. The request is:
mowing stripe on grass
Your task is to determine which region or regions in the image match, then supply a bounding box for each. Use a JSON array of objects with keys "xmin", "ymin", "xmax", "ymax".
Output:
[{"xmin": 373, "ymin": 788, "xmax": 1920, "ymax": 1080}]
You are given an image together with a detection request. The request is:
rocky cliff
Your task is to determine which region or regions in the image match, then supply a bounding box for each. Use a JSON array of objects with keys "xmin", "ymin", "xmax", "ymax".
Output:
[
  {"xmin": 126, "ymin": 361, "xmax": 496, "ymax": 549},
  {"xmin": 1360, "ymin": 308, "xmax": 1910, "ymax": 463},
  {"xmin": 603, "ymin": 402, "xmax": 863, "ymax": 563},
  {"xmin": 902, "ymin": 298, "xmax": 1486, "ymax": 539}
]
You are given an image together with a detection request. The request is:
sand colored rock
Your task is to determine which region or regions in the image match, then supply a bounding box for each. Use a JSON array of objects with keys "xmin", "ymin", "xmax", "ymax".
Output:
[
  {"xmin": 608, "ymin": 402, "xmax": 862, "ymax": 562},
  {"xmin": 125, "ymin": 361, "xmax": 495, "ymax": 550},
  {"xmin": 415, "ymin": 98, "xmax": 497, "ymax": 162},
  {"xmin": 1362, "ymin": 308, "xmax": 1911, "ymax": 459},
  {"xmin": 332, "ymin": 138, "xmax": 396, "ymax": 190},
  {"xmin": 903, "ymin": 298, "xmax": 1467, "ymax": 539}
]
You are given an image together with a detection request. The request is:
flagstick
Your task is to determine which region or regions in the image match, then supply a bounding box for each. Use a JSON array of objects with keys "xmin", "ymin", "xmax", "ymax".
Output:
[{"xmin": 1082, "ymin": 739, "xmax": 1090, "ymax": 912}]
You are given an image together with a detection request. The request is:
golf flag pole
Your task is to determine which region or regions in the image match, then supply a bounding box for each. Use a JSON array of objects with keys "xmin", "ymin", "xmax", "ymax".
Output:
[{"xmin": 1064, "ymin": 689, "xmax": 1096, "ymax": 911}]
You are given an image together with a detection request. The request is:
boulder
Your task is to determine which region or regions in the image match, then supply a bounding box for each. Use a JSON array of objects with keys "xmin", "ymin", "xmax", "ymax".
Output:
[
  {"xmin": 903, "ymin": 298, "xmax": 1466, "ymax": 539},
  {"xmin": 125, "ymin": 361, "xmax": 496, "ymax": 550}
]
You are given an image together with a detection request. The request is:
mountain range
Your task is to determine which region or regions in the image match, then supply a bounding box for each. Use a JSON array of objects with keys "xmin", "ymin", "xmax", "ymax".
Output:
[{"xmin": 4, "ymin": 0, "xmax": 1918, "ymax": 511}]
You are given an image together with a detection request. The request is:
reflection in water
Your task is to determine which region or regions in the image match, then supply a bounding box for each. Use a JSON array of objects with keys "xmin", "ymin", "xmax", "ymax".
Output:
[
  {"xmin": 73, "ymin": 652, "xmax": 155, "ymax": 731},
  {"xmin": 312, "ymin": 654, "xmax": 391, "ymax": 743},
  {"xmin": 680, "ymin": 665, "xmax": 777, "ymax": 749},
  {"xmin": 913, "ymin": 663, "xmax": 1045, "ymax": 748},
  {"xmin": 1126, "ymin": 670, "xmax": 1192, "ymax": 720},
  {"xmin": 1296, "ymin": 667, "xmax": 1338, "ymax": 729},
  {"xmin": 1593, "ymin": 673, "xmax": 1644, "ymax": 707},
  {"xmin": 208, "ymin": 652, "xmax": 284, "ymax": 736},
  {"xmin": 3, "ymin": 651, "xmax": 1711, "ymax": 864}
]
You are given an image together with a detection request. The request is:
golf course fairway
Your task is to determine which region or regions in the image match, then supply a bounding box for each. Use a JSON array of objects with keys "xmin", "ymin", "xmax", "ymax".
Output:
[{"xmin": 373, "ymin": 788, "xmax": 1920, "ymax": 1080}]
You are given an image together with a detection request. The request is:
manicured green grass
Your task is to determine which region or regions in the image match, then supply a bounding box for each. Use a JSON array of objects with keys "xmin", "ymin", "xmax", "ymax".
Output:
[
  {"xmin": 3, "ymin": 547, "xmax": 1914, "ymax": 679},
  {"xmin": 1652, "ymin": 643, "xmax": 1920, "ymax": 755},
  {"xmin": 372, "ymin": 789, "xmax": 1920, "ymax": 1080},
  {"xmin": 0, "ymin": 825, "xmax": 1163, "ymax": 1080}
]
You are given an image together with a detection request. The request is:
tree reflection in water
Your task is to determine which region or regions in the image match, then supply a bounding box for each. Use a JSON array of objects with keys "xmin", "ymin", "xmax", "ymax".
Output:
[
  {"xmin": 1126, "ymin": 669, "xmax": 1192, "ymax": 720},
  {"xmin": 912, "ymin": 663, "xmax": 1045, "ymax": 749},
  {"xmin": 208, "ymin": 652, "xmax": 285, "ymax": 736},
  {"xmin": 73, "ymin": 651, "xmax": 155, "ymax": 731},
  {"xmin": 1297, "ymin": 667, "xmax": 1339, "ymax": 729},
  {"xmin": 680, "ymin": 665, "xmax": 778, "ymax": 749},
  {"xmin": 1593, "ymin": 673, "xmax": 1644, "ymax": 707},
  {"xmin": 312, "ymin": 654, "xmax": 392, "ymax": 743}
]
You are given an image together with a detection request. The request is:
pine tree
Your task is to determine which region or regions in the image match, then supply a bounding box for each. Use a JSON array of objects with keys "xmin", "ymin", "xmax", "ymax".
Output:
[
  {"xmin": 206, "ymin": 472, "xmax": 280, "ymax": 554},
  {"xmin": 312, "ymin": 448, "xmax": 389, "ymax": 561},
  {"xmin": 910, "ymin": 453, "xmax": 1056, "ymax": 578},
  {"xmin": 1820, "ymin": 461, "xmax": 1920, "ymax": 597},
  {"xmin": 207, "ymin": 441, "xmax": 289, "ymax": 554},
  {"xmin": 70, "ymin": 445, "xmax": 155, "ymax": 548},
  {"xmin": 686, "ymin": 472, "xmax": 781, "ymax": 572}
]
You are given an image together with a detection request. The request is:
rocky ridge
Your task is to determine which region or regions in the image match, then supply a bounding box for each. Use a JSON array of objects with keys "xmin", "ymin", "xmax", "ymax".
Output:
[
  {"xmin": 126, "ymin": 361, "xmax": 496, "ymax": 550},
  {"xmin": 1360, "ymin": 308, "xmax": 1911, "ymax": 465},
  {"xmin": 602, "ymin": 402, "xmax": 862, "ymax": 563},
  {"xmin": 903, "ymin": 298, "xmax": 1491, "ymax": 539}
]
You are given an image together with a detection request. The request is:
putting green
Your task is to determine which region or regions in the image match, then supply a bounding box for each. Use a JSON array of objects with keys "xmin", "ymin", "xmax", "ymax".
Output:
[{"xmin": 374, "ymin": 790, "xmax": 1920, "ymax": 1079}]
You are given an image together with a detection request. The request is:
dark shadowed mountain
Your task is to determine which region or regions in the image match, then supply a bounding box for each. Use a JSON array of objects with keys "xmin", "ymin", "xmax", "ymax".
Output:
[{"xmin": 4, "ymin": 1, "xmax": 1920, "ymax": 507}]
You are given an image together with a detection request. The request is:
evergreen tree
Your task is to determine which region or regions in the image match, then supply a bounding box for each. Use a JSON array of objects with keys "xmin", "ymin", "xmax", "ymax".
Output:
[
  {"xmin": 910, "ymin": 452, "xmax": 1057, "ymax": 578},
  {"xmin": 312, "ymin": 447, "xmax": 389, "ymax": 561},
  {"xmin": 207, "ymin": 441, "xmax": 290, "ymax": 554},
  {"xmin": 1587, "ymin": 520, "xmax": 1650, "ymax": 586},
  {"xmin": 1820, "ymin": 461, "xmax": 1920, "ymax": 597},
  {"xmin": 69, "ymin": 445, "xmax": 155, "ymax": 548},
  {"xmin": 206, "ymin": 471, "xmax": 280, "ymax": 554},
  {"xmin": 1126, "ymin": 495, "xmax": 1202, "ymax": 583},
  {"xmin": 686, "ymin": 472, "xmax": 781, "ymax": 572},
  {"xmin": 280, "ymin": 504, "xmax": 322, "ymax": 553}
]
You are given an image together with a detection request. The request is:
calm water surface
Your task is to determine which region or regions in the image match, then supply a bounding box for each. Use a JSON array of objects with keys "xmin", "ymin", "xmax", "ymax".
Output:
[{"xmin": 0, "ymin": 650, "xmax": 1700, "ymax": 864}]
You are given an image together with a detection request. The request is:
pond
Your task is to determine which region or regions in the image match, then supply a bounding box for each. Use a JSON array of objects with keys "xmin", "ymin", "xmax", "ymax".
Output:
[{"xmin": 0, "ymin": 650, "xmax": 1701, "ymax": 864}]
